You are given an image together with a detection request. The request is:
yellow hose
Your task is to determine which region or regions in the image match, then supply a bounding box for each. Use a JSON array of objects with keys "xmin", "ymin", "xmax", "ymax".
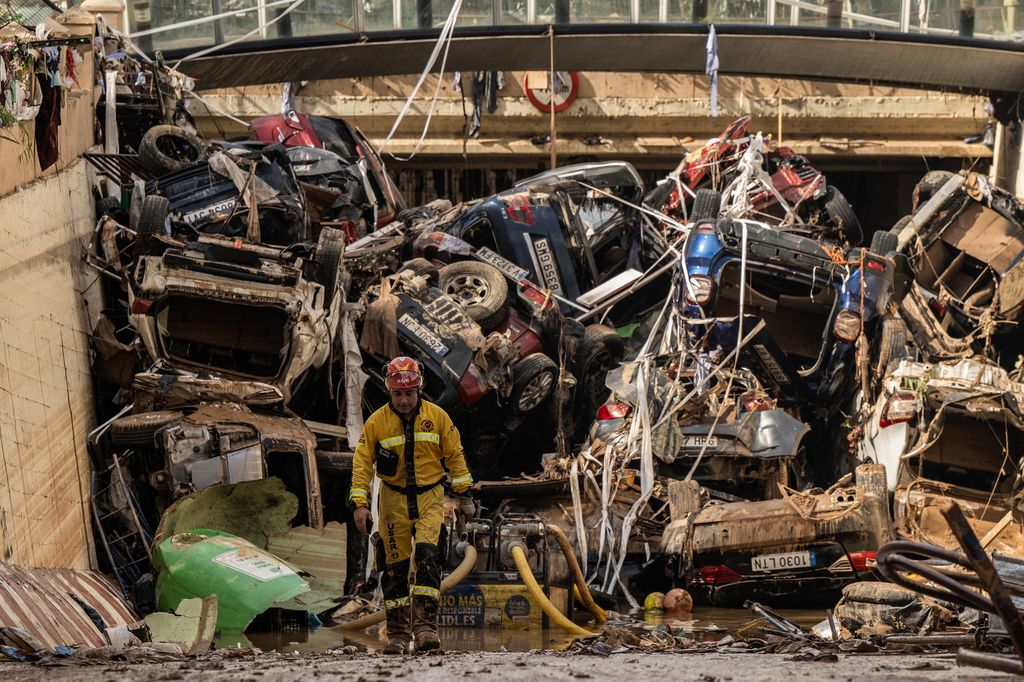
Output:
[
  {"xmin": 510, "ymin": 544, "xmax": 593, "ymax": 637},
  {"xmin": 548, "ymin": 523, "xmax": 607, "ymax": 623},
  {"xmin": 335, "ymin": 545, "xmax": 478, "ymax": 630}
]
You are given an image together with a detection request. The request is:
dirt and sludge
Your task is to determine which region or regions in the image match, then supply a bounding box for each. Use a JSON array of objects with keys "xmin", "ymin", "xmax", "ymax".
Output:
[{"xmin": 5, "ymin": 7, "xmax": 1024, "ymax": 681}]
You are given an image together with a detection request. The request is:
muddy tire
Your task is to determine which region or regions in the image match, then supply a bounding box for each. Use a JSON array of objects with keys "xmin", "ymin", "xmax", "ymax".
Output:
[
  {"xmin": 691, "ymin": 189, "xmax": 721, "ymax": 222},
  {"xmin": 138, "ymin": 125, "xmax": 205, "ymax": 176},
  {"xmin": 438, "ymin": 261, "xmax": 508, "ymax": 332},
  {"xmin": 824, "ymin": 186, "xmax": 863, "ymax": 246},
  {"xmin": 110, "ymin": 410, "xmax": 183, "ymax": 446},
  {"xmin": 316, "ymin": 227, "xmax": 346, "ymax": 304},
  {"xmin": 842, "ymin": 581, "xmax": 919, "ymax": 606},
  {"xmin": 400, "ymin": 258, "xmax": 439, "ymax": 286},
  {"xmin": 573, "ymin": 324, "xmax": 625, "ymax": 429},
  {"xmin": 872, "ymin": 315, "xmax": 908, "ymax": 395},
  {"xmin": 133, "ymin": 195, "xmax": 170, "ymax": 259},
  {"xmin": 869, "ymin": 230, "xmax": 899, "ymax": 257},
  {"xmin": 912, "ymin": 170, "xmax": 956, "ymax": 211},
  {"xmin": 510, "ymin": 354, "xmax": 558, "ymax": 414}
]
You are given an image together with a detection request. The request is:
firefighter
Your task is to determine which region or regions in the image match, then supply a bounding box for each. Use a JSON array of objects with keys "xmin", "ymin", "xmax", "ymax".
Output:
[{"xmin": 350, "ymin": 356, "xmax": 475, "ymax": 654}]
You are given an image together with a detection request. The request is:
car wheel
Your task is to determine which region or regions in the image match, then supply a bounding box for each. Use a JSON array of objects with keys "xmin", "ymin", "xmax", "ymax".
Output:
[
  {"xmin": 110, "ymin": 410, "xmax": 183, "ymax": 446},
  {"xmin": 912, "ymin": 170, "xmax": 956, "ymax": 211},
  {"xmin": 316, "ymin": 227, "xmax": 346, "ymax": 304},
  {"xmin": 691, "ymin": 188, "xmax": 722, "ymax": 222},
  {"xmin": 138, "ymin": 125, "xmax": 206, "ymax": 176},
  {"xmin": 574, "ymin": 324, "xmax": 625, "ymax": 430},
  {"xmin": 823, "ymin": 185, "xmax": 863, "ymax": 246},
  {"xmin": 869, "ymin": 229, "xmax": 899, "ymax": 256},
  {"xmin": 400, "ymin": 258, "xmax": 439, "ymax": 286},
  {"xmin": 438, "ymin": 261, "xmax": 509, "ymax": 332},
  {"xmin": 510, "ymin": 354, "xmax": 558, "ymax": 413},
  {"xmin": 133, "ymin": 195, "xmax": 170, "ymax": 259}
]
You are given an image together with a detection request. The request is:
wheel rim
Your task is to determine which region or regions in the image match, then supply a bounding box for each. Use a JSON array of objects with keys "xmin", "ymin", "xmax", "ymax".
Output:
[
  {"xmin": 445, "ymin": 274, "xmax": 491, "ymax": 307},
  {"xmin": 518, "ymin": 371, "xmax": 554, "ymax": 411}
]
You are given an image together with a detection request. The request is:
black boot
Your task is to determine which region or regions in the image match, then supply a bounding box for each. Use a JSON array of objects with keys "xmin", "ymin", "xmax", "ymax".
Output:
[
  {"xmin": 412, "ymin": 542, "xmax": 443, "ymax": 652},
  {"xmin": 381, "ymin": 559, "xmax": 412, "ymax": 655}
]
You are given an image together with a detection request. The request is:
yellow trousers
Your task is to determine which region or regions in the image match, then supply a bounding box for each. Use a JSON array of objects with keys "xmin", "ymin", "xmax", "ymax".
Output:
[{"xmin": 377, "ymin": 482, "xmax": 444, "ymax": 565}]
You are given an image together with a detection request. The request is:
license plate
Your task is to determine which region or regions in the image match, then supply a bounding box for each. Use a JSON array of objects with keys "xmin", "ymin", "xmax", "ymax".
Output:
[
  {"xmin": 182, "ymin": 197, "xmax": 237, "ymax": 225},
  {"xmin": 398, "ymin": 313, "xmax": 449, "ymax": 356},
  {"xmin": 751, "ymin": 551, "xmax": 814, "ymax": 572},
  {"xmin": 477, "ymin": 247, "xmax": 529, "ymax": 282},
  {"xmin": 681, "ymin": 435, "xmax": 717, "ymax": 449},
  {"xmin": 530, "ymin": 237, "xmax": 564, "ymax": 295}
]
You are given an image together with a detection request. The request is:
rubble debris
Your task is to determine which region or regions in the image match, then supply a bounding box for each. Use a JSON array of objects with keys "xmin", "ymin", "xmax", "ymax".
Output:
[
  {"xmin": 832, "ymin": 582, "xmax": 958, "ymax": 636},
  {"xmin": 143, "ymin": 596, "xmax": 217, "ymax": 655}
]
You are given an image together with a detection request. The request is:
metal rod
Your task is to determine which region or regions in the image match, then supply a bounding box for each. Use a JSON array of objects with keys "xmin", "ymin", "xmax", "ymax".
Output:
[
  {"xmin": 658, "ymin": 0, "xmax": 668, "ymax": 22},
  {"xmin": 886, "ymin": 634, "xmax": 976, "ymax": 645},
  {"xmin": 549, "ymin": 26, "xmax": 557, "ymax": 170},
  {"xmin": 899, "ymin": 0, "xmax": 911, "ymax": 31},
  {"xmin": 941, "ymin": 501, "xmax": 1024, "ymax": 667},
  {"xmin": 957, "ymin": 648, "xmax": 1024, "ymax": 674}
]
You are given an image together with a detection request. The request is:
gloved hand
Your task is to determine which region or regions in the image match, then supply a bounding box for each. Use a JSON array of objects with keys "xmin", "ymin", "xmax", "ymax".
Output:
[
  {"xmin": 354, "ymin": 506, "xmax": 371, "ymax": 534},
  {"xmin": 456, "ymin": 495, "xmax": 477, "ymax": 523}
]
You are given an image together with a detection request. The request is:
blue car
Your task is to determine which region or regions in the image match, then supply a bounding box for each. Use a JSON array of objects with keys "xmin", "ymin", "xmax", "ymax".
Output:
[{"xmin": 676, "ymin": 217, "xmax": 898, "ymax": 412}]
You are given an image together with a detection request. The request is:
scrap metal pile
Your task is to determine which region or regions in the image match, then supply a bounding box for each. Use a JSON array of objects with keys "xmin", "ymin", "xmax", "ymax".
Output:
[{"xmin": 64, "ymin": 50, "xmax": 1024, "ymax": 667}]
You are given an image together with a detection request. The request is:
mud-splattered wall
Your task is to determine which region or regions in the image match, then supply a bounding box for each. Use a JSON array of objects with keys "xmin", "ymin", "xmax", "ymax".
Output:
[{"xmin": 0, "ymin": 156, "xmax": 101, "ymax": 569}]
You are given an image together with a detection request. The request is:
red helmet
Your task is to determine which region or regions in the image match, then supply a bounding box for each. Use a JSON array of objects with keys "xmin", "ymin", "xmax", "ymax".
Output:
[{"xmin": 385, "ymin": 356, "xmax": 422, "ymax": 390}]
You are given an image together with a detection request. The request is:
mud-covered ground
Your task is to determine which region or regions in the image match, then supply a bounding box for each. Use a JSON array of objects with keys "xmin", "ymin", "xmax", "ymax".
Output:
[{"xmin": 0, "ymin": 649, "xmax": 1014, "ymax": 681}]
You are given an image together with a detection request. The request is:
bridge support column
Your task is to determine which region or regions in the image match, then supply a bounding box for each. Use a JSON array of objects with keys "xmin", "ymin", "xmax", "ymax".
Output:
[
  {"xmin": 417, "ymin": 0, "xmax": 433, "ymax": 27},
  {"xmin": 555, "ymin": 0, "xmax": 570, "ymax": 24},
  {"xmin": 1006, "ymin": 0, "xmax": 1021, "ymax": 33},
  {"xmin": 826, "ymin": 0, "xmax": 842, "ymax": 27},
  {"xmin": 992, "ymin": 122, "xmax": 1024, "ymax": 198},
  {"xmin": 692, "ymin": 0, "xmax": 707, "ymax": 23},
  {"xmin": 959, "ymin": 0, "xmax": 976, "ymax": 37}
]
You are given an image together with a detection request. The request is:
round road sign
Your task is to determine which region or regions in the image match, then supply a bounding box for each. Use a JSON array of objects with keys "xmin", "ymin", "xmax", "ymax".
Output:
[{"xmin": 524, "ymin": 71, "xmax": 580, "ymax": 113}]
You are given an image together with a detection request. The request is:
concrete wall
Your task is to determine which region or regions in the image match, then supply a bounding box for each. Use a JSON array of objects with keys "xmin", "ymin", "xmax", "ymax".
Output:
[{"xmin": 0, "ymin": 15, "xmax": 102, "ymax": 569}]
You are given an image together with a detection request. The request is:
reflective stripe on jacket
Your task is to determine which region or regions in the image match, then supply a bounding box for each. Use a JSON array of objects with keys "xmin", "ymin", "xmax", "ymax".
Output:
[{"xmin": 350, "ymin": 400, "xmax": 473, "ymax": 506}]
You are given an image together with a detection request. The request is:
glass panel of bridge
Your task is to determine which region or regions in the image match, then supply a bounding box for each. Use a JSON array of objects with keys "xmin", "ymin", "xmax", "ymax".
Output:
[
  {"xmin": 708, "ymin": 0, "xmax": 767, "ymax": 23},
  {"xmin": 843, "ymin": 0, "xmax": 901, "ymax": 30},
  {"xmin": 287, "ymin": 0, "xmax": 361, "ymax": 35},
  {"xmin": 362, "ymin": 0, "xmax": 402, "ymax": 30},
  {"xmin": 575, "ymin": 0, "xmax": 634, "ymax": 22}
]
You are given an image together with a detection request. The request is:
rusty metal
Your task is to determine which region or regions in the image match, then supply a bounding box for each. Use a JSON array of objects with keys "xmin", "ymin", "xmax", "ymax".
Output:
[
  {"xmin": 956, "ymin": 649, "xmax": 1024, "ymax": 674},
  {"xmin": 885, "ymin": 634, "xmax": 976, "ymax": 645},
  {"xmin": 83, "ymin": 152, "xmax": 155, "ymax": 189},
  {"xmin": 0, "ymin": 562, "xmax": 140, "ymax": 650},
  {"xmin": 941, "ymin": 501, "xmax": 1024, "ymax": 667}
]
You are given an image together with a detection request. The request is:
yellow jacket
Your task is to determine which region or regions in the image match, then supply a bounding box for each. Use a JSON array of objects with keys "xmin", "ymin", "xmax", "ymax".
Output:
[{"xmin": 350, "ymin": 400, "xmax": 473, "ymax": 507}]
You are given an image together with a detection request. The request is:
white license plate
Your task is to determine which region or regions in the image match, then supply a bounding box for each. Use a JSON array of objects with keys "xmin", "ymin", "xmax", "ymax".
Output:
[
  {"xmin": 398, "ymin": 313, "xmax": 449, "ymax": 356},
  {"xmin": 681, "ymin": 435, "xmax": 717, "ymax": 449},
  {"xmin": 182, "ymin": 197, "xmax": 237, "ymax": 225},
  {"xmin": 751, "ymin": 551, "xmax": 813, "ymax": 572},
  {"xmin": 477, "ymin": 247, "xmax": 529, "ymax": 282}
]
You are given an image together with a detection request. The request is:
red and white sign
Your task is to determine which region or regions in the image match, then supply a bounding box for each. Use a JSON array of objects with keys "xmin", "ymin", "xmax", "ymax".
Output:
[{"xmin": 524, "ymin": 71, "xmax": 579, "ymax": 113}]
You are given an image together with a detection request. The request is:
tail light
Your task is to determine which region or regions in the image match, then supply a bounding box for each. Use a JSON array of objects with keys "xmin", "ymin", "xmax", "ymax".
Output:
[
  {"xmin": 457, "ymin": 363, "xmax": 488, "ymax": 406},
  {"xmin": 698, "ymin": 564, "xmax": 743, "ymax": 586},
  {"xmin": 694, "ymin": 222, "xmax": 716, "ymax": 234},
  {"xmin": 865, "ymin": 258, "xmax": 886, "ymax": 272},
  {"xmin": 832, "ymin": 309, "xmax": 861, "ymax": 343},
  {"xmin": 849, "ymin": 551, "xmax": 877, "ymax": 572},
  {"xmin": 597, "ymin": 401, "xmax": 631, "ymax": 420},
  {"xmin": 682, "ymin": 275, "xmax": 714, "ymax": 306},
  {"xmin": 879, "ymin": 390, "xmax": 919, "ymax": 427},
  {"xmin": 929, "ymin": 297, "xmax": 947, "ymax": 320},
  {"xmin": 130, "ymin": 297, "xmax": 153, "ymax": 315}
]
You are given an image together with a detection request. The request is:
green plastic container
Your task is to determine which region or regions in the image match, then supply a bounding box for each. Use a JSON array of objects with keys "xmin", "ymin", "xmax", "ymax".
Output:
[{"xmin": 154, "ymin": 529, "xmax": 309, "ymax": 632}]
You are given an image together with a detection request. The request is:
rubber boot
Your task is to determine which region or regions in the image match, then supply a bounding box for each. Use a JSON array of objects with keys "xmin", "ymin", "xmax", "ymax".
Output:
[
  {"xmin": 412, "ymin": 595, "xmax": 441, "ymax": 652},
  {"xmin": 382, "ymin": 605, "xmax": 412, "ymax": 655}
]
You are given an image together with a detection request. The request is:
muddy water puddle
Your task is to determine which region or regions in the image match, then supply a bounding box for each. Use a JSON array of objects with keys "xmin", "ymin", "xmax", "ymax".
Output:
[{"xmin": 243, "ymin": 607, "xmax": 828, "ymax": 654}]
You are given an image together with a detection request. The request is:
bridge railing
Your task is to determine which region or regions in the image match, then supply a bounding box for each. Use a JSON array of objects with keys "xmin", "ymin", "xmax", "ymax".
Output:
[{"xmin": 124, "ymin": 0, "xmax": 1019, "ymax": 54}]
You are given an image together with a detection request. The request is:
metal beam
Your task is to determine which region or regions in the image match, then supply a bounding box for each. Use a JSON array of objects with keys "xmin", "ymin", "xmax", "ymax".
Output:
[{"xmin": 170, "ymin": 26, "xmax": 1024, "ymax": 94}]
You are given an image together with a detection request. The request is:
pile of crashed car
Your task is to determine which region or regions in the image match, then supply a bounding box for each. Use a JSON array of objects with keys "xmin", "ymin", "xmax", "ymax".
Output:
[{"xmin": 84, "ymin": 108, "xmax": 1024, "ymax": 639}]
